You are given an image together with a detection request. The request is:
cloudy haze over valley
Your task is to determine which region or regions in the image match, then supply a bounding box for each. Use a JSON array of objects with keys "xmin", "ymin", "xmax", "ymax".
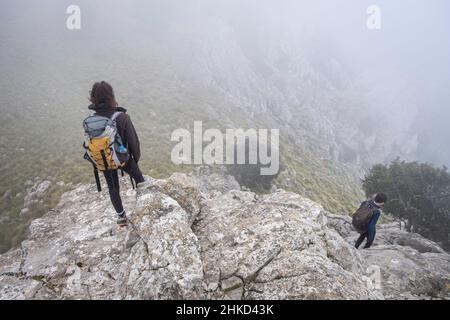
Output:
[{"xmin": 0, "ymin": 0, "xmax": 449, "ymax": 253}]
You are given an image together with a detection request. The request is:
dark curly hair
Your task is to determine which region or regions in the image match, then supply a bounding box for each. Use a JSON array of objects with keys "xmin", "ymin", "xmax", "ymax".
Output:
[
  {"xmin": 89, "ymin": 81, "xmax": 118, "ymax": 108},
  {"xmin": 375, "ymin": 192, "xmax": 388, "ymax": 204}
]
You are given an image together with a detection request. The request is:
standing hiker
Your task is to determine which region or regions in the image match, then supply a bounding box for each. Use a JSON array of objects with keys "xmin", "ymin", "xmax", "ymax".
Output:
[
  {"xmin": 83, "ymin": 81, "xmax": 146, "ymax": 226},
  {"xmin": 352, "ymin": 193, "xmax": 388, "ymax": 249}
]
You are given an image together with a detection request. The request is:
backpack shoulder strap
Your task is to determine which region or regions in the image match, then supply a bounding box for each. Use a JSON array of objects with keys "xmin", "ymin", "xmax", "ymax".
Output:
[
  {"xmin": 111, "ymin": 111, "xmax": 123, "ymax": 123},
  {"xmin": 366, "ymin": 200, "xmax": 379, "ymax": 213}
]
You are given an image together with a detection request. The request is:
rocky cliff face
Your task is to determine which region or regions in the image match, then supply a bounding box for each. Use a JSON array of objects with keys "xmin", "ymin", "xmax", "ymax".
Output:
[
  {"xmin": 0, "ymin": 169, "xmax": 448, "ymax": 300},
  {"xmin": 171, "ymin": 18, "xmax": 419, "ymax": 170}
]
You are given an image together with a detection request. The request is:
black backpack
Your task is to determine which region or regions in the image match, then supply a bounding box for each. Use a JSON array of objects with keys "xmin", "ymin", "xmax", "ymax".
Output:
[{"xmin": 352, "ymin": 201, "xmax": 377, "ymax": 233}]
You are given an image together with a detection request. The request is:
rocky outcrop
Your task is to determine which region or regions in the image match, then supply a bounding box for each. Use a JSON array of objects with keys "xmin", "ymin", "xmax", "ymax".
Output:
[
  {"xmin": 195, "ymin": 190, "xmax": 380, "ymax": 300},
  {"xmin": 327, "ymin": 214, "xmax": 450, "ymax": 299},
  {"xmin": 0, "ymin": 170, "xmax": 448, "ymax": 300}
]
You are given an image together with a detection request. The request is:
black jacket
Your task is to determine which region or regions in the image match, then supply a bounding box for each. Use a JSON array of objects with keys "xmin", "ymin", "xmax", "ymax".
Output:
[{"xmin": 88, "ymin": 103, "xmax": 141, "ymax": 162}]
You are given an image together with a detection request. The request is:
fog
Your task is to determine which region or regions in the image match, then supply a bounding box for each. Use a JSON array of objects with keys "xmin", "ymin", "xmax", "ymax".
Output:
[
  {"xmin": 1, "ymin": 0, "xmax": 449, "ymax": 166},
  {"xmin": 0, "ymin": 0, "xmax": 449, "ymax": 251}
]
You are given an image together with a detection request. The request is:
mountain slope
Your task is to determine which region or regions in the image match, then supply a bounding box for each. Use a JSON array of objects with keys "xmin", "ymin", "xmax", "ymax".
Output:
[{"xmin": 0, "ymin": 1, "xmax": 426, "ymax": 254}]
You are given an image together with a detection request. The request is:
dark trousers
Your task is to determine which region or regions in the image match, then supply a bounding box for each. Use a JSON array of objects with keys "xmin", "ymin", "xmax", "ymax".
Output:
[
  {"xmin": 355, "ymin": 210, "xmax": 380, "ymax": 249},
  {"xmin": 355, "ymin": 230, "xmax": 376, "ymax": 249},
  {"xmin": 355, "ymin": 232, "xmax": 368, "ymax": 249},
  {"xmin": 103, "ymin": 158, "xmax": 145, "ymax": 214}
]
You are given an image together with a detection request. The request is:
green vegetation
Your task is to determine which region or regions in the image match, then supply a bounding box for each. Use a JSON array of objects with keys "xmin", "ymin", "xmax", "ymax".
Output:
[
  {"xmin": 363, "ymin": 159, "xmax": 450, "ymax": 250},
  {"xmin": 276, "ymin": 138, "xmax": 364, "ymax": 214},
  {"xmin": 0, "ymin": 42, "xmax": 364, "ymax": 253}
]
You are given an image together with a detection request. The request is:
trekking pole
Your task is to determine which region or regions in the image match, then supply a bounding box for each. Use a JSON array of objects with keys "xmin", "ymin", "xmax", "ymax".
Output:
[
  {"xmin": 93, "ymin": 165, "xmax": 101, "ymax": 192},
  {"xmin": 130, "ymin": 175, "xmax": 135, "ymax": 190},
  {"xmin": 127, "ymin": 146, "xmax": 136, "ymax": 190}
]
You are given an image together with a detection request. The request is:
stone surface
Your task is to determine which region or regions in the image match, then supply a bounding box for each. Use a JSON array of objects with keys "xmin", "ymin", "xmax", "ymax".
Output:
[
  {"xmin": 327, "ymin": 213, "xmax": 450, "ymax": 299},
  {"xmin": 0, "ymin": 170, "xmax": 449, "ymax": 300}
]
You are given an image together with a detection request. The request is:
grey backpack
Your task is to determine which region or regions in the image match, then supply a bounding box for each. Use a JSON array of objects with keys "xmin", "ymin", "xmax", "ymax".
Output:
[{"xmin": 82, "ymin": 111, "xmax": 129, "ymax": 191}]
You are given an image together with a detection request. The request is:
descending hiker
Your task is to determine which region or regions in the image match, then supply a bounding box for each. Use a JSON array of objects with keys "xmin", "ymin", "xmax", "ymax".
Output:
[
  {"xmin": 83, "ymin": 81, "xmax": 146, "ymax": 227},
  {"xmin": 353, "ymin": 192, "xmax": 388, "ymax": 249}
]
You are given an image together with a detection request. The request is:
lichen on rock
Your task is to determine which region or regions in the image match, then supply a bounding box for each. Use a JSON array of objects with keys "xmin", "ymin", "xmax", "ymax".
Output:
[{"xmin": 0, "ymin": 169, "xmax": 449, "ymax": 300}]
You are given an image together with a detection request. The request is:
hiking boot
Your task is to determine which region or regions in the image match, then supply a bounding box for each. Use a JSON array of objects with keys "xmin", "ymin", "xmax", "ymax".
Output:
[
  {"xmin": 116, "ymin": 212, "xmax": 128, "ymax": 227},
  {"xmin": 363, "ymin": 242, "xmax": 372, "ymax": 249}
]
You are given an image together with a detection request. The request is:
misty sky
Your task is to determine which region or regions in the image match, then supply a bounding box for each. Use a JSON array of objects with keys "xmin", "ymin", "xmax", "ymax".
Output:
[{"xmin": 1, "ymin": 0, "xmax": 449, "ymax": 166}]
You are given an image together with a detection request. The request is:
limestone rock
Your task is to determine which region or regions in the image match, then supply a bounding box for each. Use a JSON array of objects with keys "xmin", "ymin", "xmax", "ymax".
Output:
[
  {"xmin": 326, "ymin": 213, "xmax": 450, "ymax": 299},
  {"xmin": 0, "ymin": 170, "xmax": 448, "ymax": 300}
]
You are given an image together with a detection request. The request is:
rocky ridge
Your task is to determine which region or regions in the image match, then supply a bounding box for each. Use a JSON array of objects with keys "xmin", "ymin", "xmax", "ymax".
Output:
[{"xmin": 0, "ymin": 168, "xmax": 448, "ymax": 299}]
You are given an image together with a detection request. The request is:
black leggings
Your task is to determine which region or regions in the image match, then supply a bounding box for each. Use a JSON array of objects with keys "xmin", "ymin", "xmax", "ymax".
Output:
[
  {"xmin": 355, "ymin": 231, "xmax": 375, "ymax": 249},
  {"xmin": 103, "ymin": 158, "xmax": 145, "ymax": 214}
]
